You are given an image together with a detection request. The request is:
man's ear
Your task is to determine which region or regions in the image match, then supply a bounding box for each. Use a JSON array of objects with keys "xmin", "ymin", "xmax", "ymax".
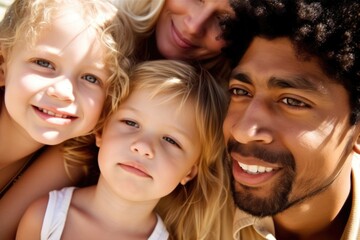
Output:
[{"xmin": 180, "ymin": 165, "xmax": 198, "ymax": 185}]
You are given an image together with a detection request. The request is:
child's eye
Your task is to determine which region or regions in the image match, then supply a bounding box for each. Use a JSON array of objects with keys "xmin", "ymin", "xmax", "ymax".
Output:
[
  {"xmin": 121, "ymin": 120, "xmax": 139, "ymax": 128},
  {"xmin": 82, "ymin": 74, "xmax": 100, "ymax": 85},
  {"xmin": 34, "ymin": 59, "xmax": 54, "ymax": 70},
  {"xmin": 163, "ymin": 136, "xmax": 180, "ymax": 148}
]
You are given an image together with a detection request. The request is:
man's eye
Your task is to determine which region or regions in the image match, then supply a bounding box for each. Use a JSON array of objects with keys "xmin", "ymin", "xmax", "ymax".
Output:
[
  {"xmin": 163, "ymin": 136, "xmax": 180, "ymax": 148},
  {"xmin": 82, "ymin": 74, "xmax": 100, "ymax": 84},
  {"xmin": 35, "ymin": 59, "xmax": 54, "ymax": 69},
  {"xmin": 229, "ymin": 87, "xmax": 250, "ymax": 96},
  {"xmin": 281, "ymin": 97, "xmax": 309, "ymax": 108}
]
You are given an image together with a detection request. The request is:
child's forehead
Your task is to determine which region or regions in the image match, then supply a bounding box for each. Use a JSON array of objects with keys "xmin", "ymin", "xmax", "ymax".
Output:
[
  {"xmin": 125, "ymin": 86, "xmax": 196, "ymax": 116},
  {"xmin": 28, "ymin": 14, "xmax": 101, "ymax": 50},
  {"xmin": 52, "ymin": 6, "xmax": 88, "ymax": 24}
]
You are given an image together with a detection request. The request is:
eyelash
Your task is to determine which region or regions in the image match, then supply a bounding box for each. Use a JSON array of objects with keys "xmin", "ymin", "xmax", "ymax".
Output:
[
  {"xmin": 123, "ymin": 120, "xmax": 139, "ymax": 128},
  {"xmin": 229, "ymin": 87, "xmax": 252, "ymax": 97},
  {"xmin": 81, "ymin": 74, "xmax": 101, "ymax": 85},
  {"xmin": 32, "ymin": 58, "xmax": 102, "ymax": 85},
  {"xmin": 163, "ymin": 136, "xmax": 180, "ymax": 148},
  {"xmin": 34, "ymin": 59, "xmax": 54, "ymax": 70},
  {"xmin": 122, "ymin": 120, "xmax": 181, "ymax": 148},
  {"xmin": 281, "ymin": 97, "xmax": 310, "ymax": 108},
  {"xmin": 229, "ymin": 87, "xmax": 310, "ymax": 108}
]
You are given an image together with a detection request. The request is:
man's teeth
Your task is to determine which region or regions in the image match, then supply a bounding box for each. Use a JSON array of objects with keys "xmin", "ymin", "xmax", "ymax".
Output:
[
  {"xmin": 238, "ymin": 162, "xmax": 273, "ymax": 174},
  {"xmin": 38, "ymin": 108, "xmax": 70, "ymax": 118}
]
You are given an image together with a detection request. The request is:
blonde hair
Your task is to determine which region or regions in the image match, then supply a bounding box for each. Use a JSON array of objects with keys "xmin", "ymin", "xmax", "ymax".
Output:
[
  {"xmin": 127, "ymin": 60, "xmax": 229, "ymax": 240},
  {"xmin": 0, "ymin": 0, "xmax": 134, "ymax": 181},
  {"xmin": 111, "ymin": 0, "xmax": 164, "ymax": 35}
]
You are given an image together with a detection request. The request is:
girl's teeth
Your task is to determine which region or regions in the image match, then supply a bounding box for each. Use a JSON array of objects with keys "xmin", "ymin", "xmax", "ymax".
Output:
[
  {"xmin": 39, "ymin": 107, "xmax": 69, "ymax": 118},
  {"xmin": 238, "ymin": 162, "xmax": 273, "ymax": 174}
]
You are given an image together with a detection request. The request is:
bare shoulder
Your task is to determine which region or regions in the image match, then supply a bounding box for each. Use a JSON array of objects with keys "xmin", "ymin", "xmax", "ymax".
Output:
[
  {"xmin": 16, "ymin": 195, "xmax": 49, "ymax": 239},
  {"xmin": 0, "ymin": 144, "xmax": 86, "ymax": 239}
]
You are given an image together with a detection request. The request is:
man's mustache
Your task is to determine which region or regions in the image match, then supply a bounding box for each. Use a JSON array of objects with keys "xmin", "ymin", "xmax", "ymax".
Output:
[{"xmin": 227, "ymin": 139, "xmax": 295, "ymax": 167}]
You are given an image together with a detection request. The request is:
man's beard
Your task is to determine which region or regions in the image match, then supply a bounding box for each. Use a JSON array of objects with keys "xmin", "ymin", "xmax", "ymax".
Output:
[
  {"xmin": 228, "ymin": 139, "xmax": 296, "ymax": 217},
  {"xmin": 230, "ymin": 170, "xmax": 294, "ymax": 217},
  {"xmin": 228, "ymin": 140, "xmax": 336, "ymax": 217}
]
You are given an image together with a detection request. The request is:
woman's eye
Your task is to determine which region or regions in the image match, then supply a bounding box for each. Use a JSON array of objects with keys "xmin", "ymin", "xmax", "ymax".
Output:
[
  {"xmin": 82, "ymin": 74, "xmax": 100, "ymax": 85},
  {"xmin": 218, "ymin": 14, "xmax": 231, "ymax": 29},
  {"xmin": 34, "ymin": 59, "xmax": 54, "ymax": 69},
  {"xmin": 163, "ymin": 136, "xmax": 180, "ymax": 148},
  {"xmin": 281, "ymin": 97, "xmax": 309, "ymax": 108}
]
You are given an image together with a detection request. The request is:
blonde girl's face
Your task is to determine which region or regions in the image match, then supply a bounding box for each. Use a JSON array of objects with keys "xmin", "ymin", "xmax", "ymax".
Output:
[
  {"xmin": 155, "ymin": 0, "xmax": 235, "ymax": 61},
  {"xmin": 1, "ymin": 7, "xmax": 111, "ymax": 145},
  {"xmin": 96, "ymin": 87, "xmax": 201, "ymax": 202}
]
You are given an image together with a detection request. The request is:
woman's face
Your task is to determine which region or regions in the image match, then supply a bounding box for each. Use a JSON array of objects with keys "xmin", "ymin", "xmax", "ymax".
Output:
[{"xmin": 156, "ymin": 0, "xmax": 235, "ymax": 61}]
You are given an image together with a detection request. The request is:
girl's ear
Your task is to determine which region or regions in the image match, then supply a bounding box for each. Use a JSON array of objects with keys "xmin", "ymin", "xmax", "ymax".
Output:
[
  {"xmin": 353, "ymin": 133, "xmax": 360, "ymax": 154},
  {"xmin": 95, "ymin": 131, "xmax": 103, "ymax": 147},
  {"xmin": 0, "ymin": 55, "xmax": 6, "ymax": 86},
  {"xmin": 180, "ymin": 165, "xmax": 198, "ymax": 185}
]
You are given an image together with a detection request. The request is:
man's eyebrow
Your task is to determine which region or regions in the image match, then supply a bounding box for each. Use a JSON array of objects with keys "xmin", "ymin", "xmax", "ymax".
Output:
[
  {"xmin": 231, "ymin": 72, "xmax": 323, "ymax": 92},
  {"xmin": 231, "ymin": 72, "xmax": 252, "ymax": 84},
  {"xmin": 268, "ymin": 76, "xmax": 321, "ymax": 92}
]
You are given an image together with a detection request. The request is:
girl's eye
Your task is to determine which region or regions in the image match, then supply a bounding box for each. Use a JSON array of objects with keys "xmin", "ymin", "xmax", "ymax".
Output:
[
  {"xmin": 82, "ymin": 74, "xmax": 100, "ymax": 85},
  {"xmin": 281, "ymin": 97, "xmax": 309, "ymax": 108},
  {"xmin": 229, "ymin": 87, "xmax": 251, "ymax": 97},
  {"xmin": 122, "ymin": 120, "xmax": 139, "ymax": 128},
  {"xmin": 163, "ymin": 136, "xmax": 180, "ymax": 148},
  {"xmin": 34, "ymin": 59, "xmax": 54, "ymax": 69}
]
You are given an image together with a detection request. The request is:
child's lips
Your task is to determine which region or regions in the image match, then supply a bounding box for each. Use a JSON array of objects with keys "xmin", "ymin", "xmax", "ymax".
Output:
[
  {"xmin": 118, "ymin": 162, "xmax": 152, "ymax": 178},
  {"xmin": 33, "ymin": 105, "xmax": 78, "ymax": 125},
  {"xmin": 35, "ymin": 106, "xmax": 77, "ymax": 119}
]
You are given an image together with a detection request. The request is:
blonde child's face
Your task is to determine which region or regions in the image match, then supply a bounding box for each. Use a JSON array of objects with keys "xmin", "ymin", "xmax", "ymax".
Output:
[
  {"xmin": 2, "ymin": 7, "xmax": 110, "ymax": 145},
  {"xmin": 96, "ymin": 87, "xmax": 200, "ymax": 201}
]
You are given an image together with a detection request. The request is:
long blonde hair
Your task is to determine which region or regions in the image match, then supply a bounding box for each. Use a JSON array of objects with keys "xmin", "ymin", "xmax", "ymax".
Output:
[
  {"xmin": 111, "ymin": 0, "xmax": 164, "ymax": 35},
  {"xmin": 128, "ymin": 60, "xmax": 229, "ymax": 240}
]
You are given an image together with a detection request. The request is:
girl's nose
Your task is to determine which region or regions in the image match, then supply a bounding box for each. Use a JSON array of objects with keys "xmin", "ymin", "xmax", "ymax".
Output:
[{"xmin": 46, "ymin": 78, "xmax": 75, "ymax": 102}]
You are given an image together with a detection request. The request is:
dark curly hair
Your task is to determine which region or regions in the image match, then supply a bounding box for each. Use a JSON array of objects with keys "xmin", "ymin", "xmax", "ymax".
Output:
[{"xmin": 225, "ymin": 0, "xmax": 360, "ymax": 124}]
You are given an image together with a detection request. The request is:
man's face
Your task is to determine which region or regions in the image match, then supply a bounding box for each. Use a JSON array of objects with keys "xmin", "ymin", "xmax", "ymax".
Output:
[{"xmin": 223, "ymin": 37, "xmax": 359, "ymax": 216}]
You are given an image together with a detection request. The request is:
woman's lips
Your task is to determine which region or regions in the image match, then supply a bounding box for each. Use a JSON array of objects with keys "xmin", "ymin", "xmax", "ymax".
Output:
[{"xmin": 171, "ymin": 22, "xmax": 195, "ymax": 49}]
